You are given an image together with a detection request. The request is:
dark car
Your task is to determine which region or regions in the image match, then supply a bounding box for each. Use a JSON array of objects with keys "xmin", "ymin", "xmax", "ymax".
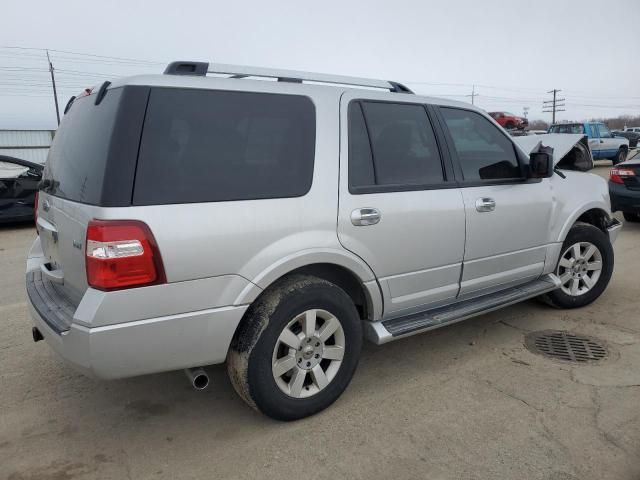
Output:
[
  {"xmin": 0, "ymin": 156, "xmax": 43, "ymax": 224},
  {"xmin": 609, "ymin": 159, "xmax": 640, "ymax": 222},
  {"xmin": 613, "ymin": 130, "xmax": 640, "ymax": 148}
]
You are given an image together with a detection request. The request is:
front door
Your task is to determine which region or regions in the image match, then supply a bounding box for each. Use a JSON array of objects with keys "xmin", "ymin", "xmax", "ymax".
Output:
[
  {"xmin": 338, "ymin": 93, "xmax": 466, "ymax": 317},
  {"xmin": 437, "ymin": 106, "xmax": 552, "ymax": 298}
]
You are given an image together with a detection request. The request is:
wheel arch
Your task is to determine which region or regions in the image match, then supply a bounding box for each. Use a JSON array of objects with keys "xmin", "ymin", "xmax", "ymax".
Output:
[
  {"xmin": 233, "ymin": 249, "xmax": 384, "ymax": 322},
  {"xmin": 558, "ymin": 205, "xmax": 611, "ymax": 242}
]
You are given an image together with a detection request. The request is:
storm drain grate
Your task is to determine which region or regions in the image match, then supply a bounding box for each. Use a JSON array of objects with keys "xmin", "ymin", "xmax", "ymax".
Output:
[{"xmin": 525, "ymin": 330, "xmax": 607, "ymax": 363}]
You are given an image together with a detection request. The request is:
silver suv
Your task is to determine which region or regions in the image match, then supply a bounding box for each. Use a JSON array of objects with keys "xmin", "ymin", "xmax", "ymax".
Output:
[{"xmin": 27, "ymin": 61, "xmax": 622, "ymax": 420}]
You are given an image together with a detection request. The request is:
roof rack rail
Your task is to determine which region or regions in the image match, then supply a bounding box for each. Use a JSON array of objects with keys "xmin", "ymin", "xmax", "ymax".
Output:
[{"xmin": 163, "ymin": 61, "xmax": 413, "ymax": 94}]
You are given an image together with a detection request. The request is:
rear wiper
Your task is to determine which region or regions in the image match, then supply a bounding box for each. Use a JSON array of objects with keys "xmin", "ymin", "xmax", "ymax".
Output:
[{"xmin": 554, "ymin": 167, "xmax": 566, "ymax": 179}]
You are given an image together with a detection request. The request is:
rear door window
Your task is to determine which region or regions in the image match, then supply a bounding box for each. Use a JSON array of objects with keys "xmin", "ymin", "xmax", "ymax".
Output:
[
  {"xmin": 133, "ymin": 88, "xmax": 316, "ymax": 205},
  {"xmin": 348, "ymin": 100, "xmax": 445, "ymax": 191},
  {"xmin": 440, "ymin": 107, "xmax": 522, "ymax": 181}
]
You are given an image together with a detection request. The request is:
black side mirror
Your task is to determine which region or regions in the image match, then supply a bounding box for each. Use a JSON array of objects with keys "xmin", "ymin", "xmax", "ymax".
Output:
[{"xmin": 528, "ymin": 148, "xmax": 554, "ymax": 178}]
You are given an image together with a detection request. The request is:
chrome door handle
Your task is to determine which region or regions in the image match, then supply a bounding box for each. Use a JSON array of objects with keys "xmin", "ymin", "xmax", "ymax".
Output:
[
  {"xmin": 351, "ymin": 207, "xmax": 381, "ymax": 226},
  {"xmin": 475, "ymin": 198, "xmax": 496, "ymax": 212}
]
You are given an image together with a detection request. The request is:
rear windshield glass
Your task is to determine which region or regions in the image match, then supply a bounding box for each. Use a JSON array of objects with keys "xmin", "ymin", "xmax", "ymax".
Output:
[
  {"xmin": 133, "ymin": 88, "xmax": 316, "ymax": 205},
  {"xmin": 549, "ymin": 124, "xmax": 585, "ymax": 134},
  {"xmin": 43, "ymin": 89, "xmax": 123, "ymax": 204}
]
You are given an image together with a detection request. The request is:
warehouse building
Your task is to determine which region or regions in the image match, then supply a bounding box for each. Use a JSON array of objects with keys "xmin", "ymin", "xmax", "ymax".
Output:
[{"xmin": 0, "ymin": 130, "xmax": 54, "ymax": 165}]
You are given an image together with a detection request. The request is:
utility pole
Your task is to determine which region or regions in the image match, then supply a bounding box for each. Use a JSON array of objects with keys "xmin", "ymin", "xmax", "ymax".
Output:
[
  {"xmin": 543, "ymin": 89, "xmax": 565, "ymax": 123},
  {"xmin": 46, "ymin": 50, "xmax": 60, "ymax": 126},
  {"xmin": 466, "ymin": 85, "xmax": 479, "ymax": 105}
]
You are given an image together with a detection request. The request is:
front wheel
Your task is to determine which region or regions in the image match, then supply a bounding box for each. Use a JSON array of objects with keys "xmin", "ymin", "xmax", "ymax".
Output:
[
  {"xmin": 227, "ymin": 275, "xmax": 362, "ymax": 421},
  {"xmin": 541, "ymin": 223, "xmax": 614, "ymax": 309}
]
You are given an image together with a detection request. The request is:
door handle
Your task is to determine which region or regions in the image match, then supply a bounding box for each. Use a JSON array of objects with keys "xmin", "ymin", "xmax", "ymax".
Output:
[
  {"xmin": 475, "ymin": 198, "xmax": 496, "ymax": 212},
  {"xmin": 351, "ymin": 207, "xmax": 381, "ymax": 226}
]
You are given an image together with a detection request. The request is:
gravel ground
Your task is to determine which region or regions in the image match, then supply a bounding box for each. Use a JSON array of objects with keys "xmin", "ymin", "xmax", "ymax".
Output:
[{"xmin": 0, "ymin": 165, "xmax": 638, "ymax": 480}]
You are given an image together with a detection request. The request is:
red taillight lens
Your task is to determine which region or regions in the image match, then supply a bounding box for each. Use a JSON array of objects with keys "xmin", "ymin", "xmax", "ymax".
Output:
[
  {"xmin": 610, "ymin": 167, "xmax": 635, "ymax": 185},
  {"xmin": 85, "ymin": 220, "xmax": 165, "ymax": 291}
]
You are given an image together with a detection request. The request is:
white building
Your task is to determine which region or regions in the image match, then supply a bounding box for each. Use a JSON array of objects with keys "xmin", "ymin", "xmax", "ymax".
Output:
[{"xmin": 0, "ymin": 130, "xmax": 55, "ymax": 165}]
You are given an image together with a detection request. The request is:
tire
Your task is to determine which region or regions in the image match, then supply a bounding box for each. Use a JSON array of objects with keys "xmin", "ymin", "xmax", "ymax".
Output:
[
  {"xmin": 227, "ymin": 274, "xmax": 362, "ymax": 421},
  {"xmin": 613, "ymin": 148, "xmax": 627, "ymax": 165},
  {"xmin": 623, "ymin": 212, "xmax": 640, "ymax": 222},
  {"xmin": 541, "ymin": 223, "xmax": 614, "ymax": 309},
  {"xmin": 505, "ymin": 121, "xmax": 515, "ymax": 130}
]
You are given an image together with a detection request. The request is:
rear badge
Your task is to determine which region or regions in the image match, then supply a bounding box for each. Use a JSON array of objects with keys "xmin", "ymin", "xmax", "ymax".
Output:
[
  {"xmin": 42, "ymin": 199, "xmax": 51, "ymax": 212},
  {"xmin": 72, "ymin": 240, "xmax": 82, "ymax": 250}
]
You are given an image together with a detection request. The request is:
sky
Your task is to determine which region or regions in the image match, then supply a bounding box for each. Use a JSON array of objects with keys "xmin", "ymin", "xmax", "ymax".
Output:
[{"xmin": 1, "ymin": 0, "xmax": 638, "ymax": 129}]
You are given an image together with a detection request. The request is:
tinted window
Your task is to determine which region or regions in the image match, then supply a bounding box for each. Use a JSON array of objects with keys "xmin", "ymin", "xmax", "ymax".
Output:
[
  {"xmin": 348, "ymin": 101, "xmax": 444, "ymax": 189},
  {"xmin": 134, "ymin": 88, "xmax": 315, "ymax": 205},
  {"xmin": 44, "ymin": 89, "xmax": 122, "ymax": 204},
  {"xmin": 441, "ymin": 107, "xmax": 521, "ymax": 181},
  {"xmin": 348, "ymin": 102, "xmax": 375, "ymax": 188}
]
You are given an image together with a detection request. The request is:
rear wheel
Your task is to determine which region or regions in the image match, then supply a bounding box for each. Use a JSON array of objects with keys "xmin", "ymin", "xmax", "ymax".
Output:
[
  {"xmin": 623, "ymin": 212, "xmax": 640, "ymax": 222},
  {"xmin": 505, "ymin": 121, "xmax": 515, "ymax": 130},
  {"xmin": 227, "ymin": 275, "xmax": 362, "ymax": 421},
  {"xmin": 613, "ymin": 148, "xmax": 627, "ymax": 165},
  {"xmin": 541, "ymin": 224, "xmax": 614, "ymax": 309}
]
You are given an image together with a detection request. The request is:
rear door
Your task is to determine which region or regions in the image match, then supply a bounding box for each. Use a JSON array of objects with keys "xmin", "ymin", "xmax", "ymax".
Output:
[
  {"xmin": 338, "ymin": 92, "xmax": 465, "ymax": 317},
  {"xmin": 588, "ymin": 123, "xmax": 604, "ymax": 159},
  {"xmin": 436, "ymin": 106, "xmax": 552, "ymax": 297}
]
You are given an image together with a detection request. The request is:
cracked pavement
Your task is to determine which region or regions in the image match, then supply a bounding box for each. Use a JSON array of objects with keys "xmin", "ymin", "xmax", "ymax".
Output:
[{"xmin": 1, "ymin": 165, "xmax": 639, "ymax": 479}]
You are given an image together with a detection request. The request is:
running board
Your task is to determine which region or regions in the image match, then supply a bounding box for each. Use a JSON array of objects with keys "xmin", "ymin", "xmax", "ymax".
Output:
[{"xmin": 365, "ymin": 274, "xmax": 561, "ymax": 345}]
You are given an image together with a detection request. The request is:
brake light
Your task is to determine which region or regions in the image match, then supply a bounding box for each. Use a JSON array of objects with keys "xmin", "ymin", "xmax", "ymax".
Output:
[
  {"xmin": 610, "ymin": 167, "xmax": 635, "ymax": 185},
  {"xmin": 85, "ymin": 220, "xmax": 165, "ymax": 290}
]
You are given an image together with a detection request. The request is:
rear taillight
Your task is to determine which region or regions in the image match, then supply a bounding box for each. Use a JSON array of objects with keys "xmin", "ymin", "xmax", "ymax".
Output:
[
  {"xmin": 85, "ymin": 220, "xmax": 165, "ymax": 291},
  {"xmin": 610, "ymin": 167, "xmax": 635, "ymax": 185}
]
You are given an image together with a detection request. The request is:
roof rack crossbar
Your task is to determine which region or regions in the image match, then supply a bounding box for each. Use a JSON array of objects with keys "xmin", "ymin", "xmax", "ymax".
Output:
[{"xmin": 163, "ymin": 61, "xmax": 413, "ymax": 93}]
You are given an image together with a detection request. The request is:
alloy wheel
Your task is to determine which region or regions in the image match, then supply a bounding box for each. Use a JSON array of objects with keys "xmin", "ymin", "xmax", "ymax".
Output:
[
  {"xmin": 271, "ymin": 309, "xmax": 345, "ymax": 398},
  {"xmin": 557, "ymin": 242, "xmax": 603, "ymax": 296}
]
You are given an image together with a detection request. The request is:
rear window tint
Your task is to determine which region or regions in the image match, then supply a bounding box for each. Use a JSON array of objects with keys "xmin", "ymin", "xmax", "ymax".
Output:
[
  {"xmin": 133, "ymin": 88, "xmax": 316, "ymax": 205},
  {"xmin": 43, "ymin": 89, "xmax": 122, "ymax": 204}
]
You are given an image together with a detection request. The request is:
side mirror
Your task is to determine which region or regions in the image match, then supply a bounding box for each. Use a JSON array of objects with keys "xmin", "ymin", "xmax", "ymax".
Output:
[{"xmin": 528, "ymin": 150, "xmax": 554, "ymax": 178}]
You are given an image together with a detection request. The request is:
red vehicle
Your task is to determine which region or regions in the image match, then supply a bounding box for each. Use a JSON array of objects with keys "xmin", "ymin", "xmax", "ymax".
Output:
[{"xmin": 489, "ymin": 111, "xmax": 528, "ymax": 130}]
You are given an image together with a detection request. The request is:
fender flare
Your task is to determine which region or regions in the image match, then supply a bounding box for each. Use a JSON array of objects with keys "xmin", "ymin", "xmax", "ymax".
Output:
[
  {"xmin": 556, "ymin": 202, "xmax": 611, "ymax": 243},
  {"xmin": 233, "ymin": 248, "xmax": 384, "ymax": 320}
]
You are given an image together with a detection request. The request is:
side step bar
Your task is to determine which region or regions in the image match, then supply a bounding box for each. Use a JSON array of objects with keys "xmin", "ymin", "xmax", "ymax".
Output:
[{"xmin": 365, "ymin": 274, "xmax": 561, "ymax": 345}]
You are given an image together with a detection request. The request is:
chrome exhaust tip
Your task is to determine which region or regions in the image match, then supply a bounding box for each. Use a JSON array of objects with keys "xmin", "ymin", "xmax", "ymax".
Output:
[
  {"xmin": 32, "ymin": 327, "xmax": 44, "ymax": 343},
  {"xmin": 184, "ymin": 367, "xmax": 209, "ymax": 390}
]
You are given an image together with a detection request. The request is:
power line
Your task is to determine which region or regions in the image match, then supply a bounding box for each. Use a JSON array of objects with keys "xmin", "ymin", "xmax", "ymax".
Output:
[{"xmin": 0, "ymin": 45, "xmax": 162, "ymax": 65}]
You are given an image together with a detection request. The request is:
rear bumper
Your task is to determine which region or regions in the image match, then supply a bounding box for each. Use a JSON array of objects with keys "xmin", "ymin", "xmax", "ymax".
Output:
[
  {"xmin": 609, "ymin": 181, "xmax": 640, "ymax": 213},
  {"xmin": 29, "ymin": 299, "xmax": 247, "ymax": 379},
  {"xmin": 26, "ymin": 238, "xmax": 249, "ymax": 379}
]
